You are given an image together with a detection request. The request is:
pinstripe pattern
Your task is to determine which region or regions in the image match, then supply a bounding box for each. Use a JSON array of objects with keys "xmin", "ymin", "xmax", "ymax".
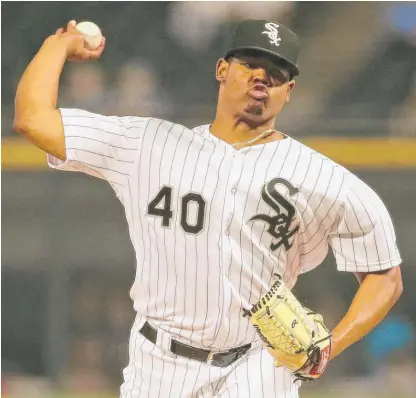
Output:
[{"xmin": 47, "ymin": 110, "xmax": 402, "ymax": 397}]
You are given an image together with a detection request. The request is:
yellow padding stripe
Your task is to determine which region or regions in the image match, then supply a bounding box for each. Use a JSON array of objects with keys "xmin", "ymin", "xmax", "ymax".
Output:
[
  {"xmin": 2, "ymin": 138, "xmax": 416, "ymax": 170},
  {"xmin": 2, "ymin": 139, "xmax": 49, "ymax": 170},
  {"xmin": 301, "ymin": 138, "xmax": 416, "ymax": 168}
]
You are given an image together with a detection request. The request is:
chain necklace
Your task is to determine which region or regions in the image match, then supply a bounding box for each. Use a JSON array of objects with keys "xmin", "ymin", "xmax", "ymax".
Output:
[{"xmin": 231, "ymin": 129, "xmax": 276, "ymax": 149}]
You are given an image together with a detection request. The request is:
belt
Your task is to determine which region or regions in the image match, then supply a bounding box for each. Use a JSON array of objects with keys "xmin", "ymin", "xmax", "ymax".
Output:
[{"xmin": 139, "ymin": 321, "xmax": 251, "ymax": 368}]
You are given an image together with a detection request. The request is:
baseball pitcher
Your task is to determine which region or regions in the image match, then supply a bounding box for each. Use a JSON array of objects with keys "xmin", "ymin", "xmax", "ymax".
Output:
[{"xmin": 13, "ymin": 19, "xmax": 403, "ymax": 398}]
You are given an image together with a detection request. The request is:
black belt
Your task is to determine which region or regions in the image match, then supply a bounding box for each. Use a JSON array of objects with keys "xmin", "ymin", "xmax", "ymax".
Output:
[{"xmin": 139, "ymin": 321, "xmax": 251, "ymax": 368}]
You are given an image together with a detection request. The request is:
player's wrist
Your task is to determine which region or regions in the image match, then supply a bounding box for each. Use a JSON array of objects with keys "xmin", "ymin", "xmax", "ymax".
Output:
[
  {"xmin": 42, "ymin": 35, "xmax": 71, "ymax": 59},
  {"xmin": 327, "ymin": 332, "xmax": 342, "ymax": 360},
  {"xmin": 43, "ymin": 32, "xmax": 86, "ymax": 60}
]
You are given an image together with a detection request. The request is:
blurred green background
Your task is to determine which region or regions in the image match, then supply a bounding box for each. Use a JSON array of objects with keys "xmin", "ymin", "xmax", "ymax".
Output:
[{"xmin": 2, "ymin": 1, "xmax": 416, "ymax": 397}]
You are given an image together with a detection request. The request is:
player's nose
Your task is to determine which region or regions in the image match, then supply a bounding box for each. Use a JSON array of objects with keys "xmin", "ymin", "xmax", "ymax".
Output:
[{"xmin": 252, "ymin": 68, "xmax": 271, "ymax": 86}]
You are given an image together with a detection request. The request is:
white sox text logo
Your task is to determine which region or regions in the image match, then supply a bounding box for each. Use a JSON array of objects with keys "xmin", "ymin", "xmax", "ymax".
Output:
[
  {"xmin": 249, "ymin": 178, "xmax": 300, "ymax": 251},
  {"xmin": 262, "ymin": 23, "xmax": 281, "ymax": 47}
]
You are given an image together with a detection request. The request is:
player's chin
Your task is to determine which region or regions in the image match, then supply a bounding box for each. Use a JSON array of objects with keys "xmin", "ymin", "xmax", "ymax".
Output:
[
  {"xmin": 241, "ymin": 105, "xmax": 274, "ymax": 126},
  {"xmin": 243, "ymin": 99, "xmax": 266, "ymax": 117}
]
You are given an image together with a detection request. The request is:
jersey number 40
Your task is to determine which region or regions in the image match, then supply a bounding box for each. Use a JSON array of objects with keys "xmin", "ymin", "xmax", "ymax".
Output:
[{"xmin": 147, "ymin": 186, "xmax": 206, "ymax": 235}]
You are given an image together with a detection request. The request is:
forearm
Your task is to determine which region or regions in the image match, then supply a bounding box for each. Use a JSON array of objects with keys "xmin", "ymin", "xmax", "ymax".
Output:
[
  {"xmin": 14, "ymin": 36, "xmax": 67, "ymax": 121},
  {"xmin": 330, "ymin": 267, "xmax": 403, "ymax": 360},
  {"xmin": 13, "ymin": 21, "xmax": 105, "ymax": 160}
]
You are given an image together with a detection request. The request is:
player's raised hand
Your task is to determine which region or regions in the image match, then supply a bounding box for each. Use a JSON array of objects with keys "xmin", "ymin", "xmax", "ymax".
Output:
[{"xmin": 52, "ymin": 20, "xmax": 105, "ymax": 62}]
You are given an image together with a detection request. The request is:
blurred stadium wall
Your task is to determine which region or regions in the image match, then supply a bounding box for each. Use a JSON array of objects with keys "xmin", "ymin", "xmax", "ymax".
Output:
[{"xmin": 2, "ymin": 2, "xmax": 415, "ymax": 397}]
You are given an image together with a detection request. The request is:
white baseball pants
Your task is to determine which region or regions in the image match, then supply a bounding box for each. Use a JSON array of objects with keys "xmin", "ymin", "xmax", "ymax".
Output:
[{"xmin": 120, "ymin": 315, "xmax": 301, "ymax": 398}]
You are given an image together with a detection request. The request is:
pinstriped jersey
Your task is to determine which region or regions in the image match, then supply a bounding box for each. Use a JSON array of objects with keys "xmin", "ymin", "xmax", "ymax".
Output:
[{"xmin": 48, "ymin": 108, "xmax": 402, "ymax": 350}]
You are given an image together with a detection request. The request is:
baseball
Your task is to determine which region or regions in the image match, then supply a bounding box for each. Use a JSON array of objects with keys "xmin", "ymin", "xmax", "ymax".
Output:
[{"xmin": 75, "ymin": 21, "xmax": 102, "ymax": 50}]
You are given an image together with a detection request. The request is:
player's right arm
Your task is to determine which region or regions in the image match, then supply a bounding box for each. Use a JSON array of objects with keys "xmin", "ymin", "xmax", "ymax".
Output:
[{"xmin": 13, "ymin": 21, "xmax": 105, "ymax": 160}]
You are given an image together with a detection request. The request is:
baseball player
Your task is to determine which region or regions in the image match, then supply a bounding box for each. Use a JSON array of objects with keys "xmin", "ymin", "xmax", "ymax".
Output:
[{"xmin": 14, "ymin": 19, "xmax": 403, "ymax": 398}]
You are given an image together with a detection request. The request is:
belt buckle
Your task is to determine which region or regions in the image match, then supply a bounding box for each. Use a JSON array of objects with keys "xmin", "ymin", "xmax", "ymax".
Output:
[
  {"xmin": 208, "ymin": 344, "xmax": 252, "ymax": 367},
  {"xmin": 207, "ymin": 351, "xmax": 215, "ymax": 366},
  {"xmin": 209, "ymin": 351, "xmax": 240, "ymax": 368}
]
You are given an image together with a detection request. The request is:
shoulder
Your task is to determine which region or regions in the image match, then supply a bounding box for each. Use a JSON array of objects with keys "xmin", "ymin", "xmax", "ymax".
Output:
[
  {"xmin": 192, "ymin": 124, "xmax": 211, "ymax": 138},
  {"xmin": 59, "ymin": 108, "xmax": 185, "ymax": 129},
  {"xmin": 138, "ymin": 119, "xmax": 209, "ymax": 145},
  {"xmin": 287, "ymin": 137, "xmax": 348, "ymax": 189},
  {"xmin": 289, "ymin": 137, "xmax": 346, "ymax": 171},
  {"xmin": 192, "ymin": 124, "xmax": 211, "ymax": 132},
  {"xmin": 59, "ymin": 108, "xmax": 153, "ymax": 130}
]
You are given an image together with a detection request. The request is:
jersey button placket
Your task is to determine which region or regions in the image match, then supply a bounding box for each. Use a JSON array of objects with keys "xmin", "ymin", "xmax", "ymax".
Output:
[{"xmin": 222, "ymin": 153, "xmax": 243, "ymax": 279}]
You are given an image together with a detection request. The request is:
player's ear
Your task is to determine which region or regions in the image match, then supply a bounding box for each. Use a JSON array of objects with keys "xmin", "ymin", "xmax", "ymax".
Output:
[
  {"xmin": 216, "ymin": 58, "xmax": 230, "ymax": 82},
  {"xmin": 285, "ymin": 80, "xmax": 296, "ymax": 103}
]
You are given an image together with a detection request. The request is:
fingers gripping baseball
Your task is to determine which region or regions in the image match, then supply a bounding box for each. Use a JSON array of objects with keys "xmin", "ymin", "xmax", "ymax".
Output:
[{"xmin": 53, "ymin": 20, "xmax": 105, "ymax": 62}]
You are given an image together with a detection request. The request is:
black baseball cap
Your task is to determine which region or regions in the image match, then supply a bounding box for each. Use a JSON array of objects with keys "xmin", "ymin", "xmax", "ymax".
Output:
[{"xmin": 225, "ymin": 20, "xmax": 300, "ymax": 77}]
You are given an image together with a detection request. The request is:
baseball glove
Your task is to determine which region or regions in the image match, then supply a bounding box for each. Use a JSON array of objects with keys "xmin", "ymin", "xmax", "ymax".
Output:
[{"xmin": 243, "ymin": 275, "xmax": 331, "ymax": 381}]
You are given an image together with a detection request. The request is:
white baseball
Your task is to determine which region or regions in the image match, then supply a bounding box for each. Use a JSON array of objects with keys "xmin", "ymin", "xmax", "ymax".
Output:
[{"xmin": 75, "ymin": 21, "xmax": 102, "ymax": 50}]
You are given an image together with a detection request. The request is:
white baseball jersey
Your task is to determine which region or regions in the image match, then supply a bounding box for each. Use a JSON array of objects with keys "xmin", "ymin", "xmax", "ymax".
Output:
[{"xmin": 48, "ymin": 108, "xmax": 402, "ymax": 397}]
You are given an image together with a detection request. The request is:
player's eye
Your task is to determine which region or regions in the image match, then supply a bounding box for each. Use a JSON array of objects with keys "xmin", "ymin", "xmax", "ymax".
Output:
[{"xmin": 270, "ymin": 71, "xmax": 289, "ymax": 85}]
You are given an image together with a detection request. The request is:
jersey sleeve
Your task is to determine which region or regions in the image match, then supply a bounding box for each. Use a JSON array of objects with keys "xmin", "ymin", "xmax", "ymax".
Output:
[
  {"xmin": 47, "ymin": 108, "xmax": 149, "ymax": 189},
  {"xmin": 329, "ymin": 173, "xmax": 402, "ymax": 272}
]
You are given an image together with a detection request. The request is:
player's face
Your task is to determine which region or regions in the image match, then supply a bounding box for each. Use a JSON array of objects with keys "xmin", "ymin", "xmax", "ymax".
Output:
[{"xmin": 216, "ymin": 54, "xmax": 295, "ymax": 123}]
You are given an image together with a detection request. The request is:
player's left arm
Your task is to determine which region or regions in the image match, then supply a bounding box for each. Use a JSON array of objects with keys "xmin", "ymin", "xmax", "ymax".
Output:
[
  {"xmin": 328, "ymin": 173, "xmax": 403, "ymax": 360},
  {"xmin": 329, "ymin": 266, "xmax": 402, "ymax": 360}
]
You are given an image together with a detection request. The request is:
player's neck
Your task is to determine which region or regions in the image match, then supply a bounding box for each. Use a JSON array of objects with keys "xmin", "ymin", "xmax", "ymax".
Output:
[{"xmin": 210, "ymin": 114, "xmax": 282, "ymax": 146}]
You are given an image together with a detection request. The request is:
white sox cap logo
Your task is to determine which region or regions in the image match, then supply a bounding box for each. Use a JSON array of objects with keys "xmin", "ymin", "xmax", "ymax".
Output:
[{"xmin": 262, "ymin": 22, "xmax": 281, "ymax": 47}]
